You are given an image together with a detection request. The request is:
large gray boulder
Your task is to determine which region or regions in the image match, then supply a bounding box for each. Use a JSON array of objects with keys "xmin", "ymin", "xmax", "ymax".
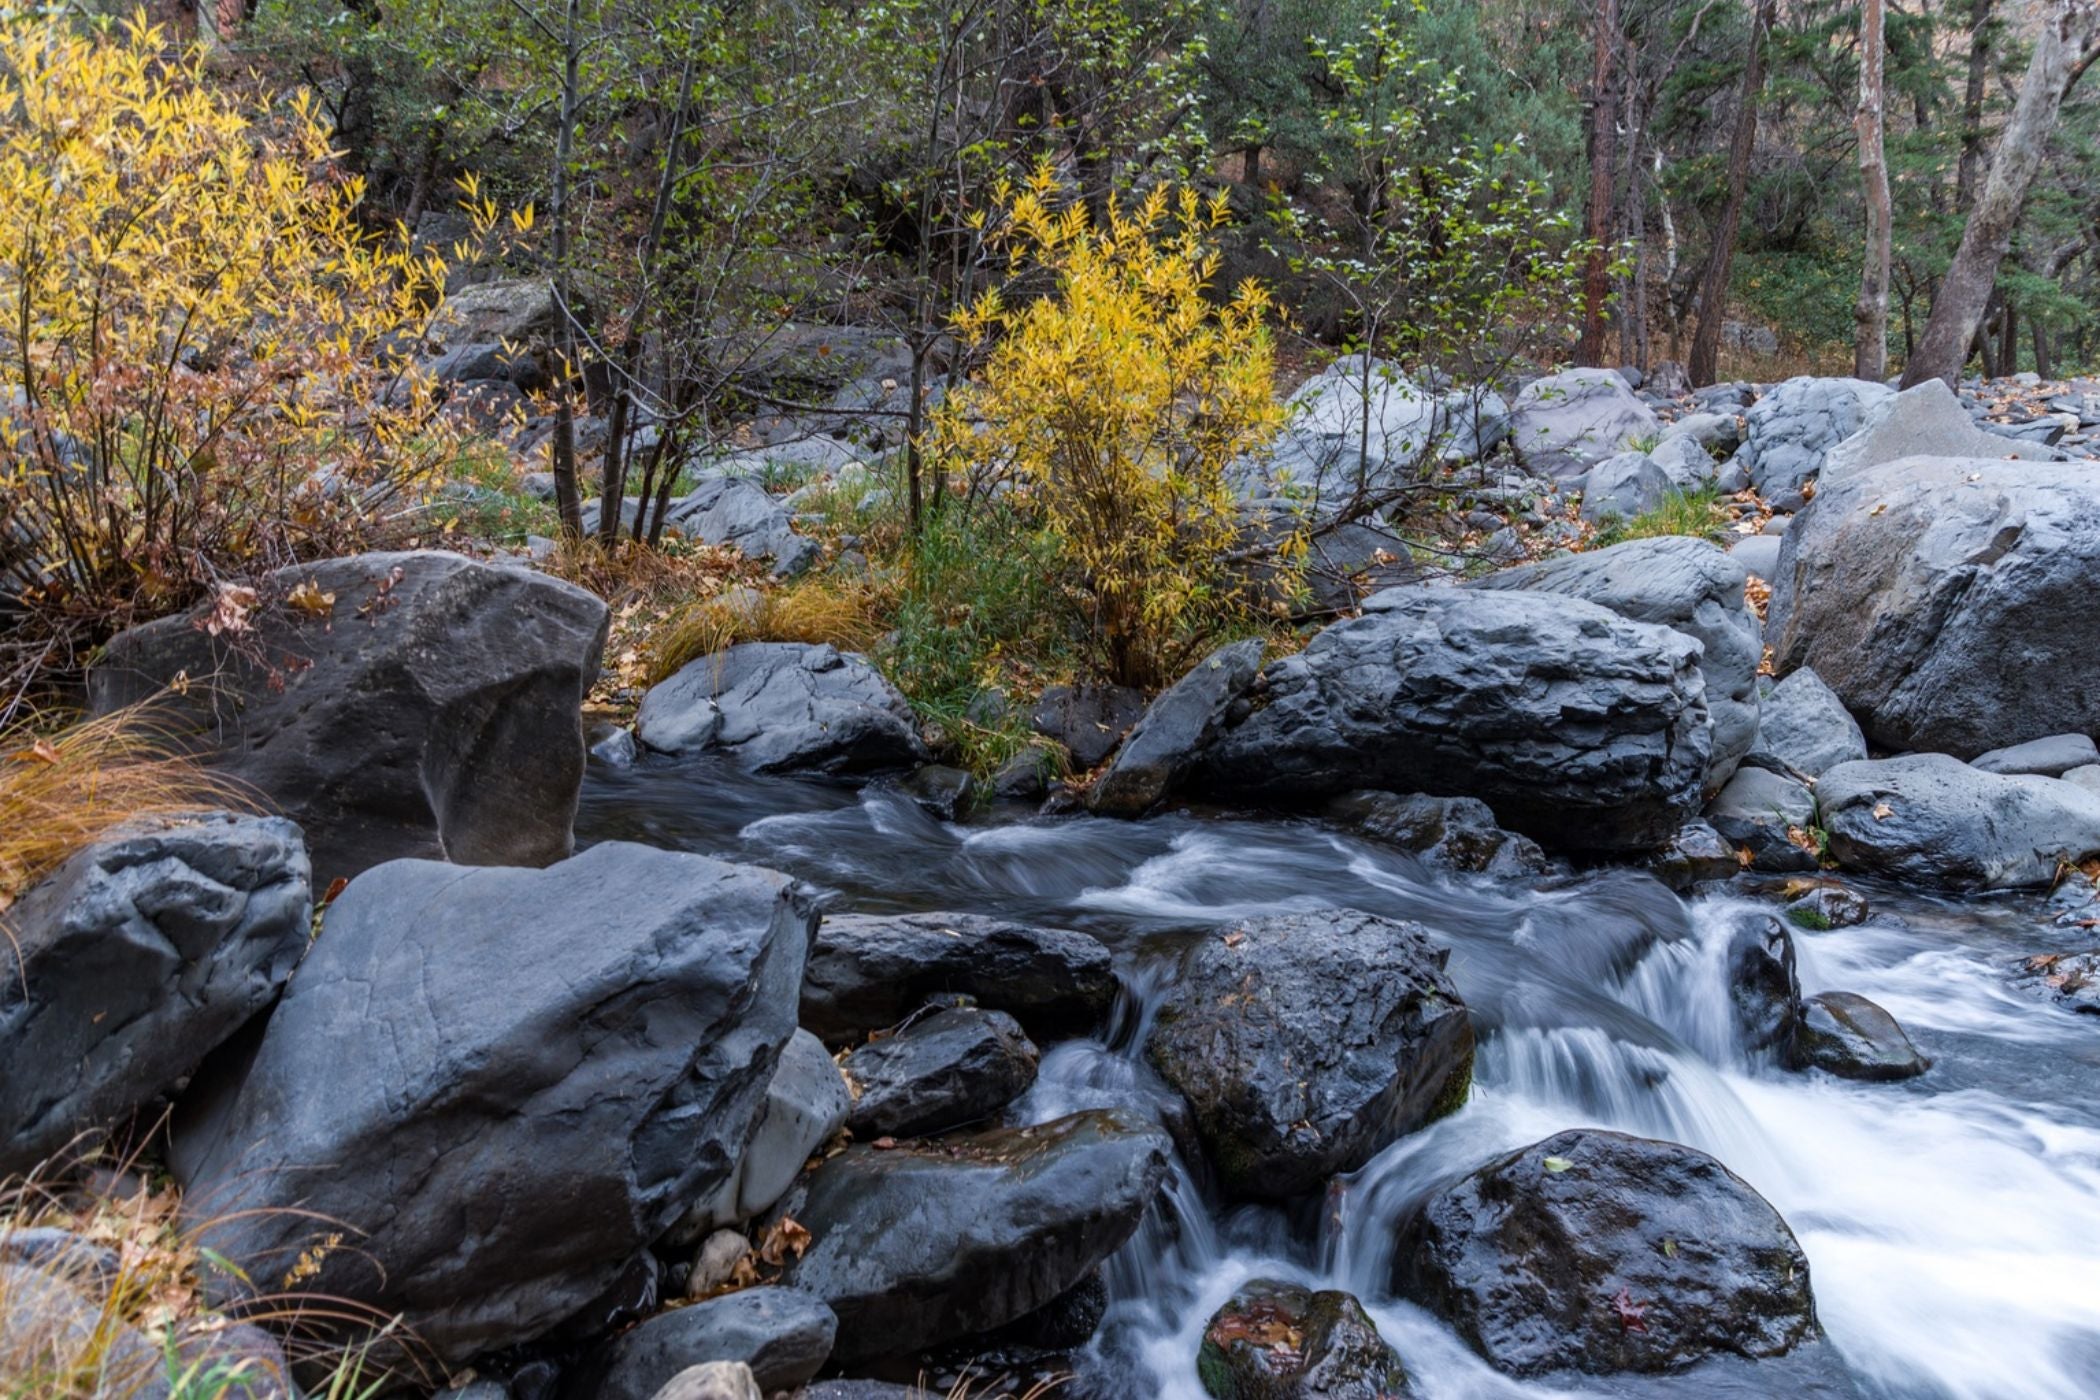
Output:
[
  {"xmin": 1147, "ymin": 911, "xmax": 1473, "ymax": 1200},
  {"xmin": 88, "ymin": 551, "xmax": 608, "ymax": 886},
  {"xmin": 174, "ymin": 843, "xmax": 815, "ymax": 1368},
  {"xmin": 1394, "ymin": 1129, "xmax": 1817, "ymax": 1375},
  {"xmin": 1822, "ymin": 378, "xmax": 2057, "ymax": 482},
  {"xmin": 1234, "ymin": 357, "xmax": 1442, "ymax": 505},
  {"xmin": 1736, "ymin": 376, "xmax": 1892, "ymax": 501},
  {"xmin": 1474, "ymin": 537, "xmax": 1759, "ymax": 794},
  {"xmin": 1815, "ymin": 754, "xmax": 2100, "ymax": 890},
  {"xmin": 1767, "ymin": 457, "xmax": 2100, "ymax": 756},
  {"xmin": 1744, "ymin": 669, "xmax": 1866, "ymax": 779},
  {"xmin": 1577, "ymin": 451, "xmax": 1672, "ymax": 524},
  {"xmin": 777, "ymin": 1109, "xmax": 1170, "ymax": 1361},
  {"xmin": 0, "ymin": 815, "xmax": 309, "ymax": 1176},
  {"xmin": 635, "ymin": 643, "xmax": 927, "ymax": 774},
  {"xmin": 1091, "ymin": 639, "xmax": 1265, "ymax": 816},
  {"xmin": 562, "ymin": 1287, "xmax": 838, "ymax": 1399},
  {"xmin": 665, "ymin": 477, "xmax": 820, "ymax": 578},
  {"xmin": 1508, "ymin": 369, "xmax": 1662, "ymax": 479},
  {"xmin": 1706, "ymin": 766, "xmax": 1818, "ymax": 872},
  {"xmin": 1189, "ymin": 587, "xmax": 1712, "ymax": 852},
  {"xmin": 0, "ymin": 814, "xmax": 306, "ymax": 1175},
  {"xmin": 800, "ymin": 912, "xmax": 1116, "ymax": 1046},
  {"xmin": 1970, "ymin": 733, "xmax": 2100, "ymax": 778}
]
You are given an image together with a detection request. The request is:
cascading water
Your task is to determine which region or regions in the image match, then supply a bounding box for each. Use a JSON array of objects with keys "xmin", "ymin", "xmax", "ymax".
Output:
[{"xmin": 579, "ymin": 759, "xmax": 2100, "ymax": 1400}]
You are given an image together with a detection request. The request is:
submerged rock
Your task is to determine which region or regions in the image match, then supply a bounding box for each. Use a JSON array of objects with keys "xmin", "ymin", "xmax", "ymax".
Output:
[
  {"xmin": 1394, "ymin": 1129, "xmax": 1817, "ymax": 1375},
  {"xmin": 1325, "ymin": 790, "xmax": 1547, "ymax": 876},
  {"xmin": 1726, "ymin": 915, "xmax": 1803, "ymax": 1057},
  {"xmin": 842, "ymin": 1006, "xmax": 1040, "ymax": 1139},
  {"xmin": 1148, "ymin": 910, "xmax": 1473, "ymax": 1200},
  {"xmin": 1816, "ymin": 754, "xmax": 2100, "ymax": 890},
  {"xmin": 88, "ymin": 550, "xmax": 609, "ymax": 886},
  {"xmin": 1197, "ymin": 1279, "xmax": 1408, "ymax": 1400},
  {"xmin": 0, "ymin": 814, "xmax": 309, "ymax": 1176},
  {"xmin": 1790, "ymin": 992, "xmax": 1929, "ymax": 1082},
  {"xmin": 800, "ymin": 912, "xmax": 1117, "ymax": 1046},
  {"xmin": 636, "ymin": 642, "xmax": 927, "ymax": 775},
  {"xmin": 175, "ymin": 844, "xmax": 814, "ymax": 1369},
  {"xmin": 1190, "ymin": 587, "xmax": 1712, "ymax": 853},
  {"xmin": 777, "ymin": 1108, "xmax": 1170, "ymax": 1362}
]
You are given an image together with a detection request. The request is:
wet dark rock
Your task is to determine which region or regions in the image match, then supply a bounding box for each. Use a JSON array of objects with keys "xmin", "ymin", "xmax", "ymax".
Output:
[
  {"xmin": 2015, "ymin": 952, "xmax": 2100, "ymax": 1015},
  {"xmin": 1816, "ymin": 755, "xmax": 2100, "ymax": 890},
  {"xmin": 1197, "ymin": 1278, "xmax": 1408, "ymax": 1400},
  {"xmin": 88, "ymin": 550, "xmax": 609, "ymax": 886},
  {"xmin": 974, "ymin": 1270, "xmax": 1109, "ymax": 1352},
  {"xmin": 1768, "ymin": 457, "xmax": 2100, "ymax": 757},
  {"xmin": 1092, "ymin": 640, "xmax": 1265, "ymax": 816},
  {"xmin": 0, "ymin": 814, "xmax": 310, "ymax": 1176},
  {"xmin": 561, "ymin": 1287, "xmax": 837, "ymax": 1399},
  {"xmin": 1394, "ymin": 1128, "xmax": 1817, "ymax": 1375},
  {"xmin": 1031, "ymin": 684, "xmax": 1147, "ymax": 770},
  {"xmin": 1789, "ymin": 993, "xmax": 1929, "ymax": 1082},
  {"xmin": 1783, "ymin": 885, "xmax": 1870, "ymax": 931},
  {"xmin": 801, "ymin": 912, "xmax": 1116, "ymax": 1047},
  {"xmin": 1472, "ymin": 537, "xmax": 1760, "ymax": 795},
  {"xmin": 1647, "ymin": 821, "xmax": 1740, "ymax": 892},
  {"xmin": 1189, "ymin": 587, "xmax": 1712, "ymax": 853},
  {"xmin": 548, "ymin": 1251, "xmax": 662, "ymax": 1345},
  {"xmin": 636, "ymin": 643, "xmax": 927, "ymax": 775},
  {"xmin": 796, "ymin": 1384, "xmax": 918, "ymax": 1399},
  {"xmin": 174, "ymin": 843, "xmax": 815, "ymax": 1369},
  {"xmin": 776, "ymin": 1108, "xmax": 1171, "ymax": 1362},
  {"xmin": 898, "ymin": 765, "xmax": 976, "ymax": 821},
  {"xmin": 673, "ymin": 1030, "xmax": 851, "ymax": 1239},
  {"xmin": 1147, "ymin": 910, "xmax": 1473, "ymax": 1200},
  {"xmin": 1705, "ymin": 767, "xmax": 1819, "ymax": 873},
  {"xmin": 1325, "ymin": 791, "xmax": 1548, "ymax": 876},
  {"xmin": 990, "ymin": 743, "xmax": 1063, "ymax": 802},
  {"xmin": 1726, "ymin": 916, "xmax": 1802, "ymax": 1057},
  {"xmin": 842, "ymin": 1007, "xmax": 1040, "ymax": 1139}
]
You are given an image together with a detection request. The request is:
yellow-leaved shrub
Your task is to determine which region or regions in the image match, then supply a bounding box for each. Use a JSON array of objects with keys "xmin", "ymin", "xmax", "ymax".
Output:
[
  {"xmin": 934, "ymin": 174, "xmax": 1288, "ymax": 690},
  {"xmin": 0, "ymin": 14, "xmax": 458, "ymax": 694}
]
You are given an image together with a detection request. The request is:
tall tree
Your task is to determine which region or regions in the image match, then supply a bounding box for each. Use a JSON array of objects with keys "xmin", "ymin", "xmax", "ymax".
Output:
[
  {"xmin": 1576, "ymin": 0, "xmax": 1620, "ymax": 366},
  {"xmin": 1688, "ymin": 0, "xmax": 1775, "ymax": 386},
  {"xmin": 1855, "ymin": 0, "xmax": 1892, "ymax": 379},
  {"xmin": 1903, "ymin": 0, "xmax": 2100, "ymax": 387}
]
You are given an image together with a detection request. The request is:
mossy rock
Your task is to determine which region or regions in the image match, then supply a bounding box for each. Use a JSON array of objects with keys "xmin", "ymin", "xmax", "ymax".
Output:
[{"xmin": 1198, "ymin": 1279, "xmax": 1408, "ymax": 1400}]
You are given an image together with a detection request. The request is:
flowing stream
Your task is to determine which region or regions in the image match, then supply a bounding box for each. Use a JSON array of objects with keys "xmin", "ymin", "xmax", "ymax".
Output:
[{"xmin": 578, "ymin": 759, "xmax": 2100, "ymax": 1400}]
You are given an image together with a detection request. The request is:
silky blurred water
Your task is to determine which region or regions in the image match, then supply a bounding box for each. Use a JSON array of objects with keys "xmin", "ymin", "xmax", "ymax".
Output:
[{"xmin": 580, "ymin": 758, "xmax": 2100, "ymax": 1399}]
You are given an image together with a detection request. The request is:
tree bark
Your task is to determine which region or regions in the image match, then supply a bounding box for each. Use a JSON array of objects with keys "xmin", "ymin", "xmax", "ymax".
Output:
[
  {"xmin": 1957, "ymin": 0, "xmax": 1995, "ymax": 214},
  {"xmin": 1902, "ymin": 1, "xmax": 2100, "ymax": 388},
  {"xmin": 547, "ymin": 0, "xmax": 585, "ymax": 540},
  {"xmin": 1855, "ymin": 0, "xmax": 1893, "ymax": 380},
  {"xmin": 1577, "ymin": 0, "xmax": 1621, "ymax": 366},
  {"xmin": 1688, "ymin": 0, "xmax": 1774, "ymax": 387}
]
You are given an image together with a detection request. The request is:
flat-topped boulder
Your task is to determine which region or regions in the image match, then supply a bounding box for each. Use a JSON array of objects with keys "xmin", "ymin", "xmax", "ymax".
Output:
[
  {"xmin": 1815, "ymin": 754, "xmax": 2100, "ymax": 890},
  {"xmin": 1189, "ymin": 587, "xmax": 1712, "ymax": 852}
]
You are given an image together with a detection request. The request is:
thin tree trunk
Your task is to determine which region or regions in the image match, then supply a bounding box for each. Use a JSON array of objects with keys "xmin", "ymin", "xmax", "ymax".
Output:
[
  {"xmin": 1689, "ymin": 0, "xmax": 1774, "ymax": 387},
  {"xmin": 1855, "ymin": 0, "xmax": 1893, "ymax": 380},
  {"xmin": 1957, "ymin": 0, "xmax": 1995, "ymax": 214},
  {"xmin": 2034, "ymin": 319, "xmax": 2054, "ymax": 379},
  {"xmin": 1577, "ymin": 0, "xmax": 1621, "ymax": 366},
  {"xmin": 547, "ymin": 0, "xmax": 586, "ymax": 540},
  {"xmin": 1903, "ymin": 1, "xmax": 2100, "ymax": 388}
]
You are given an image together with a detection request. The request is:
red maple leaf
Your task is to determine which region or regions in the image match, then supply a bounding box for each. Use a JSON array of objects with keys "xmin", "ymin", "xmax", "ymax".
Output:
[{"xmin": 1614, "ymin": 1287, "xmax": 1649, "ymax": 1334}]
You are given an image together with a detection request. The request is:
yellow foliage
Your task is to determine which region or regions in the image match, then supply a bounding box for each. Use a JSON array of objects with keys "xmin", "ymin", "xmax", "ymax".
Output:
[
  {"xmin": 935, "ymin": 172, "xmax": 1288, "ymax": 689},
  {"xmin": 648, "ymin": 577, "xmax": 888, "ymax": 686},
  {"xmin": 0, "ymin": 14, "xmax": 457, "ymax": 686}
]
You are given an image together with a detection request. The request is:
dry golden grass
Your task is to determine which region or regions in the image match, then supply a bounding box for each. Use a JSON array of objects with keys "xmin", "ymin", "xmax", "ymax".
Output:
[
  {"xmin": 0, "ymin": 705, "xmax": 254, "ymax": 921},
  {"xmin": 0, "ymin": 1160, "xmax": 411, "ymax": 1399},
  {"xmin": 646, "ymin": 575, "xmax": 890, "ymax": 687}
]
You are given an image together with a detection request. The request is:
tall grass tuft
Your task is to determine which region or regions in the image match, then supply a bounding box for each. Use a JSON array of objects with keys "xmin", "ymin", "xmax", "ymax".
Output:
[{"xmin": 0, "ymin": 705, "xmax": 253, "ymax": 921}]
